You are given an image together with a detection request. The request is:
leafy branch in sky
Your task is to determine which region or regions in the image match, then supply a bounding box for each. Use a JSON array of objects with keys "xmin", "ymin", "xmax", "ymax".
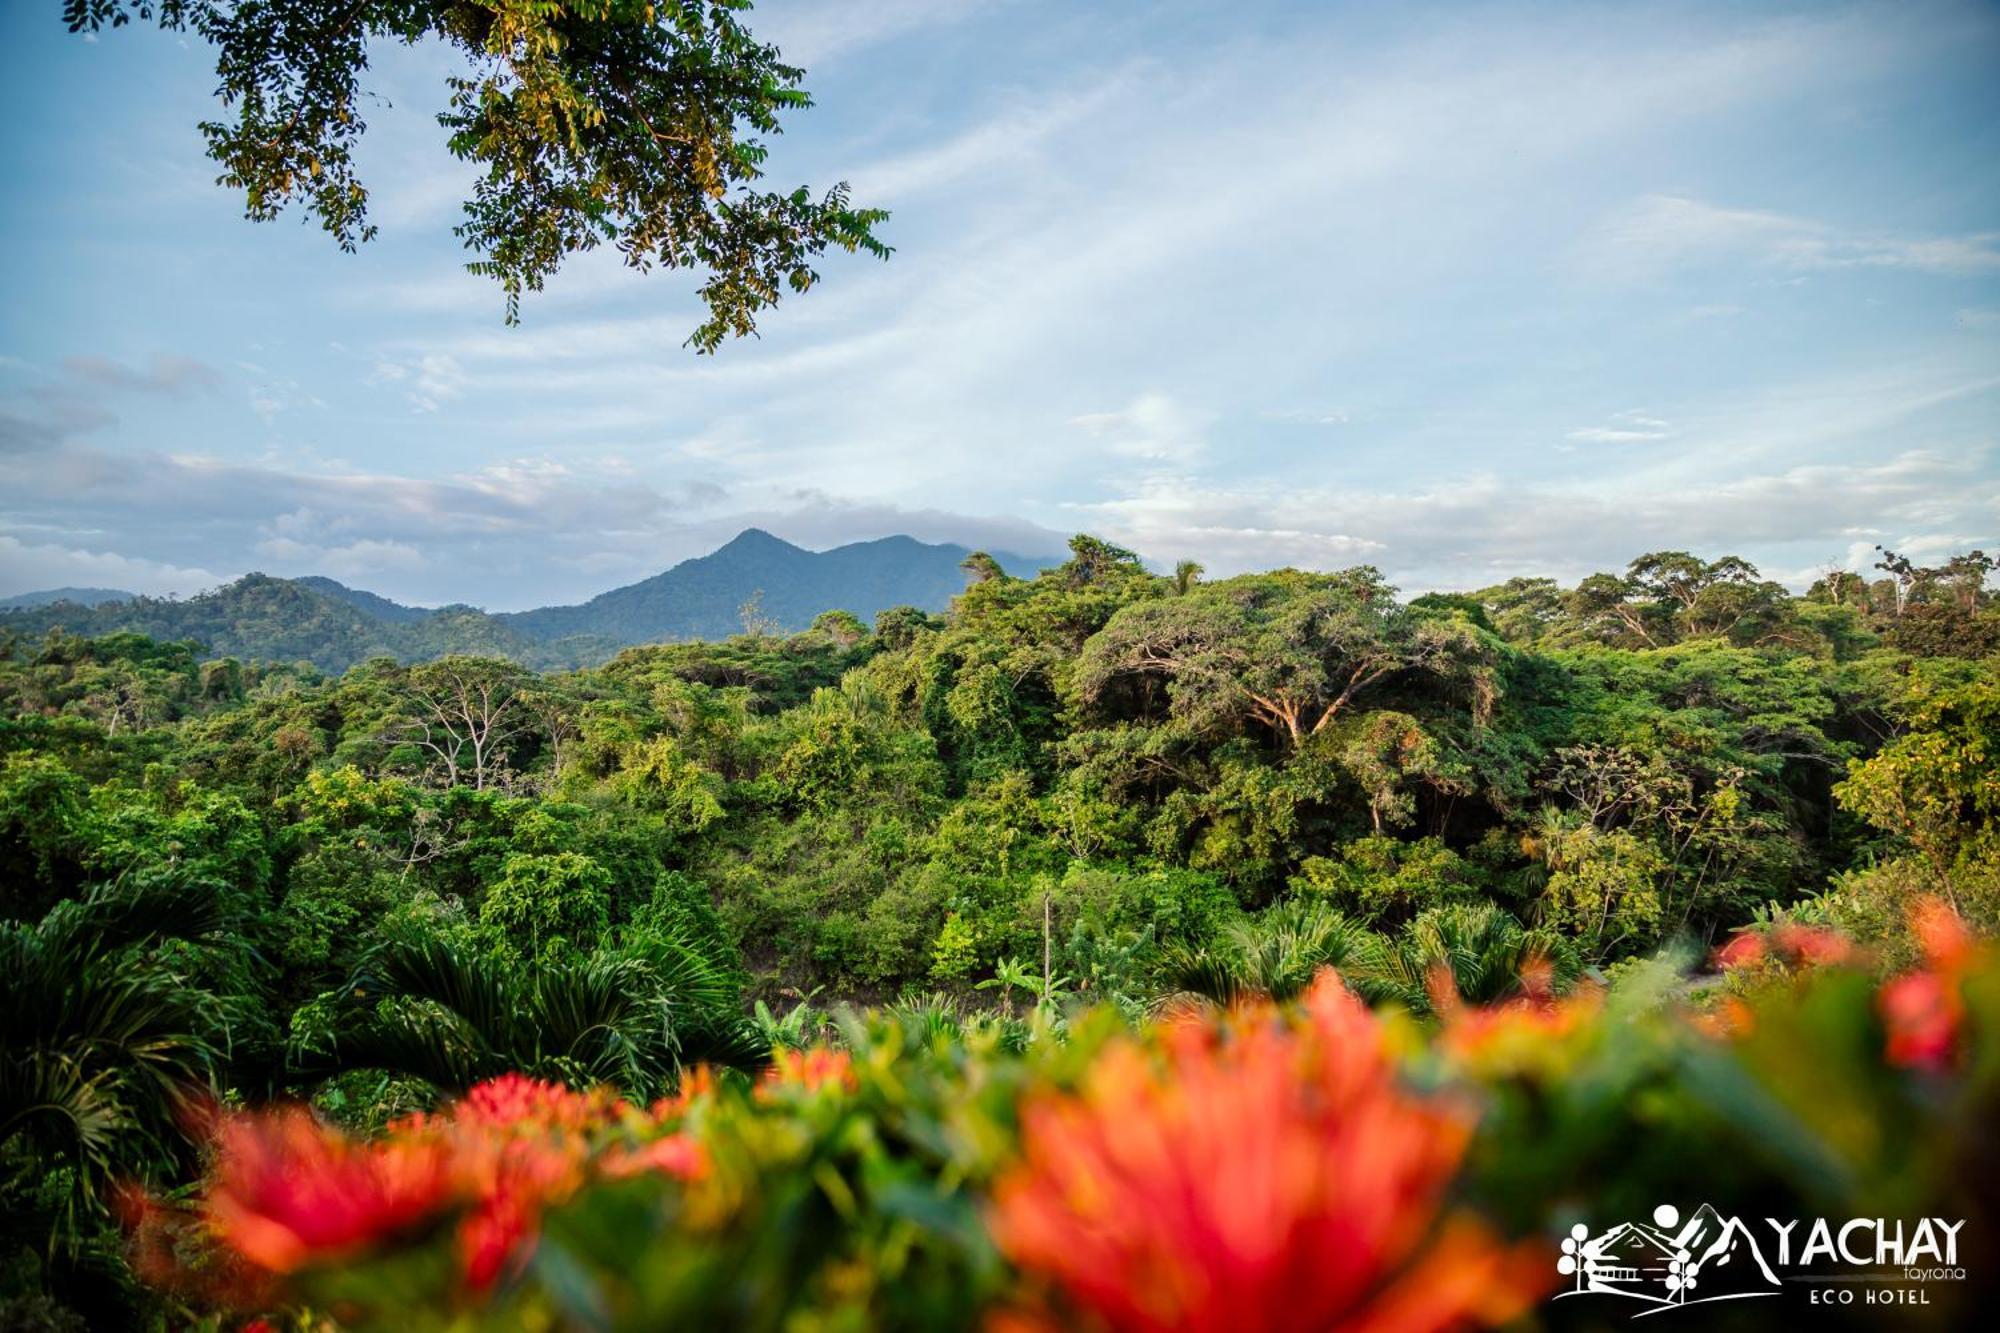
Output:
[{"xmin": 63, "ymin": 0, "xmax": 891, "ymax": 350}]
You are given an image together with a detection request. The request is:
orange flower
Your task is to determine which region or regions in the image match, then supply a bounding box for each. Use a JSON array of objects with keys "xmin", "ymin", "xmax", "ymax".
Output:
[
  {"xmin": 651, "ymin": 1063, "xmax": 720, "ymax": 1121},
  {"xmin": 1690, "ymin": 996, "xmax": 1755, "ymax": 1041},
  {"xmin": 988, "ymin": 972, "xmax": 1547, "ymax": 1333},
  {"xmin": 205, "ymin": 1110, "xmax": 455, "ymax": 1273},
  {"xmin": 1911, "ymin": 896, "xmax": 1975, "ymax": 972},
  {"xmin": 760, "ymin": 1046, "xmax": 858, "ymax": 1097}
]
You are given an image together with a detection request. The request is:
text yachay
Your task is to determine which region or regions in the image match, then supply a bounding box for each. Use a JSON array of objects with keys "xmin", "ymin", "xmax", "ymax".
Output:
[{"xmin": 1765, "ymin": 1218, "xmax": 1964, "ymax": 1267}]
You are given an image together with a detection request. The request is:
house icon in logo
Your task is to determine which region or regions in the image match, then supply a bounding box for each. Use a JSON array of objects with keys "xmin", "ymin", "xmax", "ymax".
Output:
[{"xmin": 1558, "ymin": 1204, "xmax": 1782, "ymax": 1316}]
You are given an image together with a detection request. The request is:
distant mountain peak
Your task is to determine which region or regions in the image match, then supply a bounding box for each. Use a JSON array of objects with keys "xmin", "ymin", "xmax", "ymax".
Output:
[
  {"xmin": 0, "ymin": 531, "xmax": 1064, "ymax": 672},
  {"xmin": 716, "ymin": 527, "xmax": 802, "ymax": 553}
]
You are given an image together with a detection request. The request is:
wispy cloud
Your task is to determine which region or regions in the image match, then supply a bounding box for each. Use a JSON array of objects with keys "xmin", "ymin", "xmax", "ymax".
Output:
[
  {"xmin": 1579, "ymin": 194, "xmax": 2000, "ymax": 282},
  {"xmin": 1068, "ymin": 393, "xmax": 1212, "ymax": 464},
  {"xmin": 1567, "ymin": 411, "xmax": 1673, "ymax": 444}
]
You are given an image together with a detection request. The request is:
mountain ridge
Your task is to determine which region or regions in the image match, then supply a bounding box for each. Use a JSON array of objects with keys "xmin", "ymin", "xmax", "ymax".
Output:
[
  {"xmin": 0, "ymin": 530, "xmax": 1061, "ymax": 672},
  {"xmin": 0, "ymin": 586, "xmax": 139, "ymax": 611}
]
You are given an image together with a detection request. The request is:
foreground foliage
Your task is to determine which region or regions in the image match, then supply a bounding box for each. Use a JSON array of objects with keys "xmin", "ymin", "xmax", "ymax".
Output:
[{"xmin": 129, "ymin": 920, "xmax": 1997, "ymax": 1329}]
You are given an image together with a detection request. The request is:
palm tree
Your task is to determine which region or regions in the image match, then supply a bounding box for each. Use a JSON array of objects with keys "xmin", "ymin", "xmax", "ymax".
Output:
[
  {"xmin": 1370, "ymin": 903, "xmax": 1581, "ymax": 1015},
  {"xmin": 1, "ymin": 879, "xmax": 230, "ymax": 1256},
  {"xmin": 1172, "ymin": 560, "xmax": 1205, "ymax": 595},
  {"xmin": 311, "ymin": 929, "xmax": 767, "ymax": 1102},
  {"xmin": 1161, "ymin": 899, "xmax": 1386, "ymax": 1005}
]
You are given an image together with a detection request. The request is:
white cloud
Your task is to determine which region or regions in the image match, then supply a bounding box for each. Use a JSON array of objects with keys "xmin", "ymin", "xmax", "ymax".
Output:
[
  {"xmin": 0, "ymin": 534, "xmax": 226, "ymax": 599},
  {"xmin": 1567, "ymin": 411, "xmax": 1673, "ymax": 444},
  {"xmin": 1068, "ymin": 393, "xmax": 1212, "ymax": 464},
  {"xmin": 1579, "ymin": 194, "xmax": 2000, "ymax": 282},
  {"xmin": 1066, "ymin": 448, "xmax": 1999, "ymax": 591}
]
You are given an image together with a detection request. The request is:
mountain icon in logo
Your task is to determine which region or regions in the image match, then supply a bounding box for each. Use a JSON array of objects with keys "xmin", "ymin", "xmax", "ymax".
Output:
[{"xmin": 1558, "ymin": 1203, "xmax": 1781, "ymax": 1317}]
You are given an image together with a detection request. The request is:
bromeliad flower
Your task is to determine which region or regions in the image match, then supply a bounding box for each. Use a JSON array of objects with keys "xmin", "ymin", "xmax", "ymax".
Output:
[{"xmin": 988, "ymin": 971, "xmax": 1546, "ymax": 1333}]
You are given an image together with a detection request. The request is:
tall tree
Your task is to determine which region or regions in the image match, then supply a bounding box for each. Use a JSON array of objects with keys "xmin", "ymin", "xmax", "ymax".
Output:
[
  {"xmin": 1077, "ymin": 572, "xmax": 1493, "ymax": 751},
  {"xmin": 394, "ymin": 656, "xmax": 528, "ymax": 790}
]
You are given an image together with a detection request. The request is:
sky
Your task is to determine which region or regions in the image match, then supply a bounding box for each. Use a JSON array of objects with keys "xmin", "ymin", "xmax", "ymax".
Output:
[{"xmin": 1, "ymin": 0, "xmax": 1996, "ymax": 610}]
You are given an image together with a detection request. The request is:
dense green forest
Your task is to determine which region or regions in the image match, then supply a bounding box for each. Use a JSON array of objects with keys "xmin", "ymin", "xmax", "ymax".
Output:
[
  {"xmin": 0, "ymin": 531, "xmax": 1051, "ymax": 674},
  {"xmin": 4, "ymin": 535, "xmax": 1996, "ymax": 1325}
]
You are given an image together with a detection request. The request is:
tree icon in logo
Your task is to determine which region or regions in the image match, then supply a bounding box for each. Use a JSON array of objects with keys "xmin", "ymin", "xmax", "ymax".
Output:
[{"xmin": 1558, "ymin": 1202, "xmax": 1779, "ymax": 1315}]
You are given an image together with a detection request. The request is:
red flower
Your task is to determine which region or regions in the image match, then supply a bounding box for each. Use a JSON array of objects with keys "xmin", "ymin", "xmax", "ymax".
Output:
[
  {"xmin": 200, "ymin": 1075, "xmax": 642, "ymax": 1288},
  {"xmin": 1881, "ymin": 971, "xmax": 1962, "ymax": 1071},
  {"xmin": 456, "ymin": 1072, "xmax": 627, "ymax": 1131},
  {"xmin": 600, "ymin": 1133, "xmax": 708, "ymax": 1181},
  {"xmin": 988, "ymin": 972, "xmax": 1546, "ymax": 1333},
  {"xmin": 1716, "ymin": 923, "xmax": 1854, "ymax": 972},
  {"xmin": 1771, "ymin": 923, "xmax": 1852, "ymax": 968},
  {"xmin": 1880, "ymin": 896, "xmax": 1979, "ymax": 1072},
  {"xmin": 206, "ymin": 1110, "xmax": 455, "ymax": 1273},
  {"xmin": 1714, "ymin": 931, "xmax": 1765, "ymax": 971}
]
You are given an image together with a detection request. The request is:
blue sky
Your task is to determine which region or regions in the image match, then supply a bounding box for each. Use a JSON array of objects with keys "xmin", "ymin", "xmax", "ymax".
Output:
[{"xmin": 2, "ymin": 0, "xmax": 1996, "ymax": 609}]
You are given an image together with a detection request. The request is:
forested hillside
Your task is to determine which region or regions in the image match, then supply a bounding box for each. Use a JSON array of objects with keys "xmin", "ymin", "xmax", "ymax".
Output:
[
  {"xmin": 0, "ymin": 530, "xmax": 1053, "ymax": 674},
  {"xmin": 4, "ymin": 536, "xmax": 1996, "ymax": 1326}
]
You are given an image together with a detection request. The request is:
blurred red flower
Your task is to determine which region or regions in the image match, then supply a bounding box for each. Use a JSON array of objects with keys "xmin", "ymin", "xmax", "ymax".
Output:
[
  {"xmin": 1881, "ymin": 896, "xmax": 1978, "ymax": 1072},
  {"xmin": 199, "ymin": 1073, "xmax": 676, "ymax": 1291},
  {"xmin": 988, "ymin": 971, "xmax": 1546, "ymax": 1333},
  {"xmin": 1716, "ymin": 922, "xmax": 1853, "ymax": 972},
  {"xmin": 205, "ymin": 1110, "xmax": 455, "ymax": 1274},
  {"xmin": 601, "ymin": 1132, "xmax": 708, "ymax": 1181},
  {"xmin": 1714, "ymin": 931, "xmax": 1765, "ymax": 970},
  {"xmin": 1881, "ymin": 970, "xmax": 1961, "ymax": 1071},
  {"xmin": 1771, "ymin": 923, "xmax": 1853, "ymax": 968}
]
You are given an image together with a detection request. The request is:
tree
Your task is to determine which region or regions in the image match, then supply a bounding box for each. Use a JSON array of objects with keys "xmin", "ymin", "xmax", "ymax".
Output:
[
  {"xmin": 1061, "ymin": 534, "xmax": 1144, "ymax": 587},
  {"xmin": 479, "ymin": 850, "xmax": 613, "ymax": 961},
  {"xmin": 1077, "ymin": 572, "xmax": 1493, "ymax": 751},
  {"xmin": 394, "ymin": 656, "xmax": 528, "ymax": 790},
  {"xmin": 67, "ymin": 0, "xmax": 889, "ymax": 349},
  {"xmin": 1160, "ymin": 898, "xmax": 1382, "ymax": 1005},
  {"xmin": 809, "ymin": 608, "xmax": 869, "ymax": 647},
  {"xmin": 1835, "ymin": 677, "xmax": 2000, "ymax": 904},
  {"xmin": 961, "ymin": 552, "xmax": 1007, "ymax": 585},
  {"xmin": 1, "ymin": 880, "xmax": 230, "ymax": 1261},
  {"xmin": 314, "ymin": 929, "xmax": 764, "ymax": 1101},
  {"xmin": 1332, "ymin": 710, "xmax": 1455, "ymax": 835},
  {"xmin": 1367, "ymin": 903, "xmax": 1580, "ymax": 1014},
  {"xmin": 1171, "ymin": 560, "xmax": 1204, "ymax": 596}
]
